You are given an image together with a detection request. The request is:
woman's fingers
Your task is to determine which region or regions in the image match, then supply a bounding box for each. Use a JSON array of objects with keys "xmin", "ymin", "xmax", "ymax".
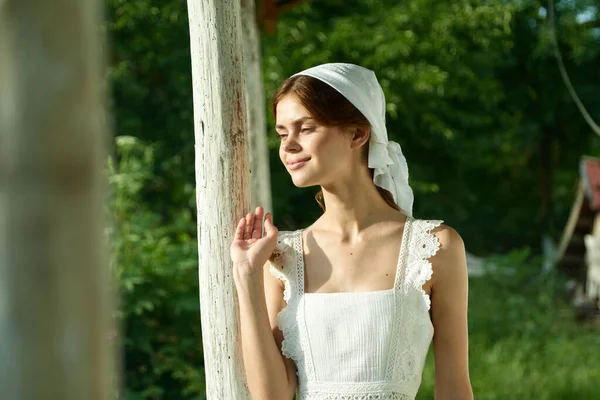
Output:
[
  {"xmin": 264, "ymin": 213, "xmax": 278, "ymax": 238},
  {"xmin": 244, "ymin": 212, "xmax": 253, "ymax": 239},
  {"xmin": 252, "ymin": 206, "xmax": 264, "ymax": 239},
  {"xmin": 234, "ymin": 217, "xmax": 246, "ymax": 240},
  {"xmin": 236, "ymin": 208, "xmax": 272, "ymax": 242}
]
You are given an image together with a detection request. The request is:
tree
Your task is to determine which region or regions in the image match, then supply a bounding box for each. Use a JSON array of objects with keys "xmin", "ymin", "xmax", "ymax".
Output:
[
  {"xmin": 0, "ymin": 0, "xmax": 114, "ymax": 399},
  {"xmin": 262, "ymin": 0, "xmax": 600, "ymax": 253},
  {"xmin": 101, "ymin": 0, "xmax": 600, "ymax": 396},
  {"xmin": 186, "ymin": 1, "xmax": 251, "ymax": 397},
  {"xmin": 242, "ymin": 0, "xmax": 273, "ymax": 214}
]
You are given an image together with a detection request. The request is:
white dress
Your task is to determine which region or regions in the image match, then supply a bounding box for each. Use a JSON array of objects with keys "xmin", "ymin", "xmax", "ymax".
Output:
[{"xmin": 269, "ymin": 216, "xmax": 443, "ymax": 400}]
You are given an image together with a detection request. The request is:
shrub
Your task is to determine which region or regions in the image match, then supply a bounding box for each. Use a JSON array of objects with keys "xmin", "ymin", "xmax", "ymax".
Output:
[
  {"xmin": 417, "ymin": 249, "xmax": 600, "ymax": 399},
  {"xmin": 107, "ymin": 136, "xmax": 205, "ymax": 400}
]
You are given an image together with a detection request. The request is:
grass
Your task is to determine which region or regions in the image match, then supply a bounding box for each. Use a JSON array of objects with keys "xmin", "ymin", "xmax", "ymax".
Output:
[{"xmin": 417, "ymin": 249, "xmax": 600, "ymax": 399}]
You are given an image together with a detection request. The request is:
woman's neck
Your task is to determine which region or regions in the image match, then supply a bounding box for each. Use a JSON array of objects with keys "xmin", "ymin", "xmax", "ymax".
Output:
[{"xmin": 317, "ymin": 179, "xmax": 404, "ymax": 239}]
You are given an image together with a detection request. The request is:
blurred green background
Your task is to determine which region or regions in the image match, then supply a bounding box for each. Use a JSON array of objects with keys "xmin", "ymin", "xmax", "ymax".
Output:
[{"xmin": 104, "ymin": 0, "xmax": 600, "ymax": 398}]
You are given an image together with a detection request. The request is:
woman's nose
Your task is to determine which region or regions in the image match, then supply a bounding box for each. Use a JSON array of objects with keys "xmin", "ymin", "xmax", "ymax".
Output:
[{"xmin": 281, "ymin": 135, "xmax": 300, "ymax": 152}]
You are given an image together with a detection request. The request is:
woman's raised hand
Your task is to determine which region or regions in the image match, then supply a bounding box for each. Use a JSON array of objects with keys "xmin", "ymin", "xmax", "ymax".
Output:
[{"xmin": 230, "ymin": 206, "xmax": 279, "ymax": 277}]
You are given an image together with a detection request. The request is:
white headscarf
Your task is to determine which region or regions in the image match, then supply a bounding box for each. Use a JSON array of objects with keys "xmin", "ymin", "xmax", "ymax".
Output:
[{"xmin": 291, "ymin": 63, "xmax": 414, "ymax": 217}]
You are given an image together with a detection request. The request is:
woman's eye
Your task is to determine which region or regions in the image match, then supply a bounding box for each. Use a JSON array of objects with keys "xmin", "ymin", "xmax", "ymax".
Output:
[
  {"xmin": 278, "ymin": 133, "xmax": 288, "ymax": 140},
  {"xmin": 301, "ymin": 126, "xmax": 315, "ymax": 133}
]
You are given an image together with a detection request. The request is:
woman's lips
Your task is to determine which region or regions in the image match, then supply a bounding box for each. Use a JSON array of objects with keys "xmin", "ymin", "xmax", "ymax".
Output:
[{"xmin": 287, "ymin": 158, "xmax": 310, "ymax": 171}]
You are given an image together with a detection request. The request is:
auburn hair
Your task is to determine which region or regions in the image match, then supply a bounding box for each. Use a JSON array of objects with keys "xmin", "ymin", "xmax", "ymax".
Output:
[{"xmin": 272, "ymin": 75, "xmax": 399, "ymax": 212}]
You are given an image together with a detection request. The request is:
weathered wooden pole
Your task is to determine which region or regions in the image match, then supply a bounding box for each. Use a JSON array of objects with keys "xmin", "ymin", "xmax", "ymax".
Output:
[
  {"xmin": 0, "ymin": 0, "xmax": 113, "ymax": 399},
  {"xmin": 241, "ymin": 0, "xmax": 273, "ymax": 213},
  {"xmin": 186, "ymin": 1, "xmax": 252, "ymax": 398}
]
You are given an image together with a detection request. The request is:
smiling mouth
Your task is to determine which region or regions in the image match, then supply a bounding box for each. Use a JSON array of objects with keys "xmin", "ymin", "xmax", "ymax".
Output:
[{"xmin": 287, "ymin": 158, "xmax": 310, "ymax": 171}]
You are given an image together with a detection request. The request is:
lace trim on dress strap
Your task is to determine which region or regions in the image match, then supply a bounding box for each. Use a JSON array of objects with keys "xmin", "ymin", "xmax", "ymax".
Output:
[
  {"xmin": 268, "ymin": 232, "xmax": 298, "ymax": 359},
  {"xmin": 386, "ymin": 219, "xmax": 442, "ymax": 383},
  {"xmin": 292, "ymin": 230, "xmax": 317, "ymax": 380},
  {"xmin": 408, "ymin": 219, "xmax": 443, "ymax": 310},
  {"xmin": 269, "ymin": 231, "xmax": 293, "ymax": 302},
  {"xmin": 269, "ymin": 264, "xmax": 291, "ymax": 304},
  {"xmin": 268, "ymin": 230, "xmax": 312, "ymax": 382},
  {"xmin": 384, "ymin": 218, "xmax": 412, "ymax": 382}
]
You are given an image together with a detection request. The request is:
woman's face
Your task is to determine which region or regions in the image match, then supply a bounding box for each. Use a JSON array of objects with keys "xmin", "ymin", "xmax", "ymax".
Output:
[{"xmin": 275, "ymin": 95, "xmax": 353, "ymax": 188}]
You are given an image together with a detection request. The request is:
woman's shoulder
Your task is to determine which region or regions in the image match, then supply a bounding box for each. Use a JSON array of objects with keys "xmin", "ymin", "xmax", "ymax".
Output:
[
  {"xmin": 410, "ymin": 216, "xmax": 457, "ymax": 234},
  {"xmin": 411, "ymin": 217, "xmax": 444, "ymax": 232},
  {"xmin": 275, "ymin": 229, "xmax": 299, "ymax": 247},
  {"xmin": 413, "ymin": 219, "xmax": 463, "ymax": 251},
  {"xmin": 269, "ymin": 229, "xmax": 299, "ymax": 268},
  {"xmin": 412, "ymin": 219, "xmax": 467, "ymax": 281},
  {"xmin": 410, "ymin": 218, "xmax": 465, "ymax": 260}
]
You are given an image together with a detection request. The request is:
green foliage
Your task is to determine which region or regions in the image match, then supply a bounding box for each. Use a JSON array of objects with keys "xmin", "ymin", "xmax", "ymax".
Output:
[
  {"xmin": 105, "ymin": 0, "xmax": 195, "ymax": 216},
  {"xmin": 107, "ymin": 137, "xmax": 205, "ymax": 400},
  {"xmin": 417, "ymin": 250, "xmax": 600, "ymax": 399},
  {"xmin": 262, "ymin": 0, "xmax": 600, "ymax": 252},
  {"xmin": 104, "ymin": 0, "xmax": 600, "ymax": 251},
  {"xmin": 103, "ymin": 0, "xmax": 600, "ymax": 398}
]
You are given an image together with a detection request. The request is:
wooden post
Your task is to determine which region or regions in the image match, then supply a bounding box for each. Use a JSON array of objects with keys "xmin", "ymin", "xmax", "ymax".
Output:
[
  {"xmin": 241, "ymin": 0, "xmax": 273, "ymax": 213},
  {"xmin": 186, "ymin": 1, "xmax": 251, "ymax": 398},
  {"xmin": 585, "ymin": 232, "xmax": 600, "ymax": 308},
  {"xmin": 0, "ymin": 0, "xmax": 113, "ymax": 399}
]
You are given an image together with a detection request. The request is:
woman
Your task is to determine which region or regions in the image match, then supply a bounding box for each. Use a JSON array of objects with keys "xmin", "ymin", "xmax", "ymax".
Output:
[{"xmin": 231, "ymin": 63, "xmax": 472, "ymax": 400}]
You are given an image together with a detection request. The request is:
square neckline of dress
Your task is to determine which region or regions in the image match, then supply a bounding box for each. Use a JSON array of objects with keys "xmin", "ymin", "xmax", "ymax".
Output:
[{"xmin": 299, "ymin": 215, "xmax": 413, "ymax": 296}]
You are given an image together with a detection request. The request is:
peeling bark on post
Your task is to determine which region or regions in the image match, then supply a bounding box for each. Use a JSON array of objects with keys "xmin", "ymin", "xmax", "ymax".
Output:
[
  {"xmin": 241, "ymin": 0, "xmax": 273, "ymax": 214},
  {"xmin": 0, "ymin": 0, "xmax": 113, "ymax": 399},
  {"xmin": 187, "ymin": 1, "xmax": 252, "ymax": 398}
]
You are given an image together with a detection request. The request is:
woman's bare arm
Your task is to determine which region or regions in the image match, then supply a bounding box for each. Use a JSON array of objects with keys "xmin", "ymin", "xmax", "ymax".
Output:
[
  {"xmin": 430, "ymin": 225, "xmax": 473, "ymax": 400},
  {"xmin": 235, "ymin": 260, "xmax": 297, "ymax": 400}
]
